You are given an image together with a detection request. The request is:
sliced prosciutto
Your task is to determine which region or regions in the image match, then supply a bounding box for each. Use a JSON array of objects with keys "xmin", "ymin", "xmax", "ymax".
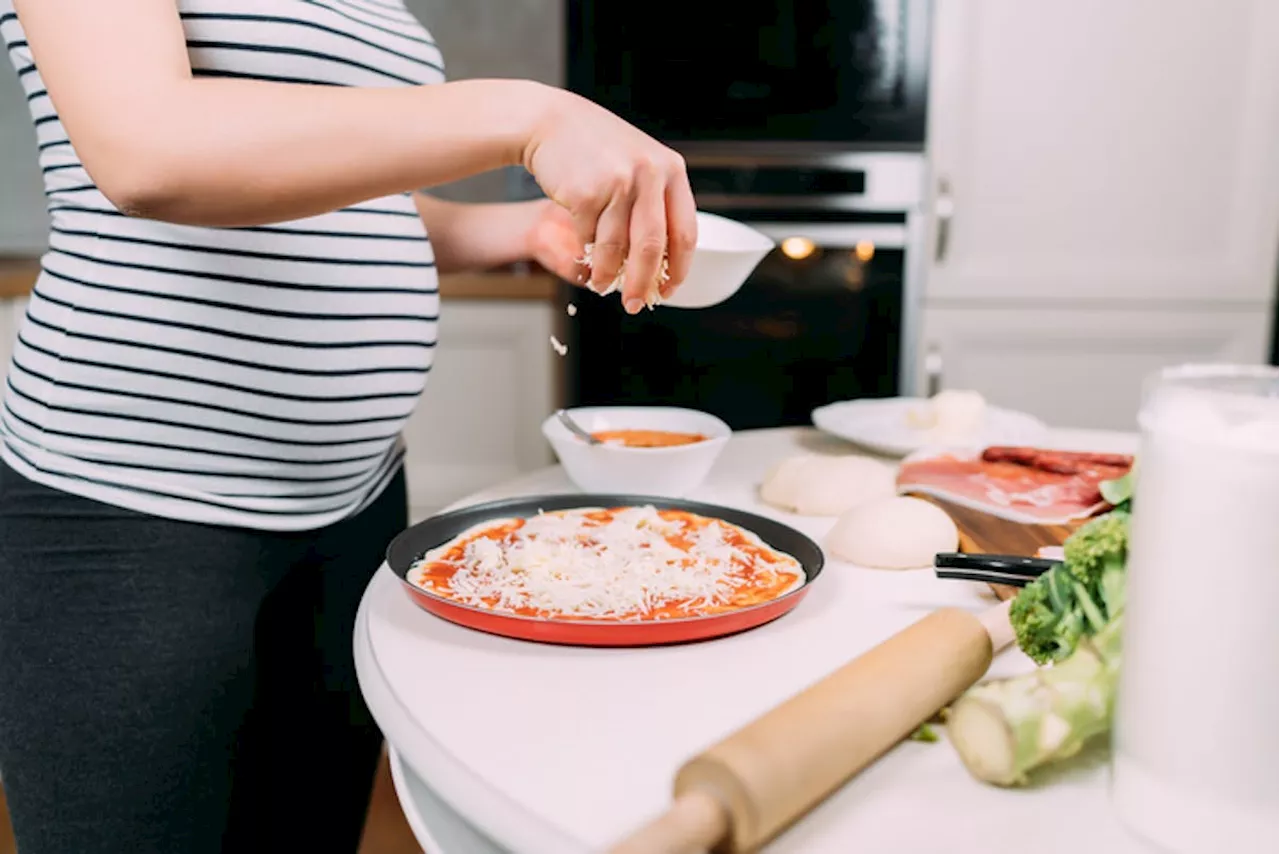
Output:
[{"xmin": 896, "ymin": 446, "xmax": 1134, "ymax": 524}]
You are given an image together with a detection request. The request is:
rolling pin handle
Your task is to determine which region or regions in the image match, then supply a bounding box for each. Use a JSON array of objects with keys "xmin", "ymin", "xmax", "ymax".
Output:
[{"xmin": 604, "ymin": 787, "xmax": 730, "ymax": 854}]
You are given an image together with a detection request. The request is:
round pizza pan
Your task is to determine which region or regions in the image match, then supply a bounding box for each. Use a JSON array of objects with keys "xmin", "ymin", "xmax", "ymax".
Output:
[{"xmin": 385, "ymin": 493, "xmax": 826, "ymax": 647}]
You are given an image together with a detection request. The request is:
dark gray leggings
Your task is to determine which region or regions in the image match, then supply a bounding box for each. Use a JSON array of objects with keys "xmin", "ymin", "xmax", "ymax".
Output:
[{"xmin": 0, "ymin": 460, "xmax": 407, "ymax": 853}]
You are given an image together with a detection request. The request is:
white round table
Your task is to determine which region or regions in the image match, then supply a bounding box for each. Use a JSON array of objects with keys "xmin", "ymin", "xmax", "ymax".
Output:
[{"xmin": 354, "ymin": 427, "xmax": 1152, "ymax": 854}]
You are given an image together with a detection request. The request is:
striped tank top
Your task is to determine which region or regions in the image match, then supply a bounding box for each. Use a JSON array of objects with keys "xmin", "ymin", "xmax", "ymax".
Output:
[{"xmin": 0, "ymin": 1, "xmax": 445, "ymax": 530}]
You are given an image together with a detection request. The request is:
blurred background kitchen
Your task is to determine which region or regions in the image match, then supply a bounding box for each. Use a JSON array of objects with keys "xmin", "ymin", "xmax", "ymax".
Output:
[
  {"xmin": 0, "ymin": 1, "xmax": 1275, "ymax": 851},
  {"xmin": 1, "ymin": 0, "xmax": 1276, "ymax": 535}
]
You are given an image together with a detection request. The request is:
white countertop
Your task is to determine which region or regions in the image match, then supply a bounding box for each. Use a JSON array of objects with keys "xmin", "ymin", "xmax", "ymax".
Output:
[{"xmin": 355, "ymin": 427, "xmax": 1151, "ymax": 854}]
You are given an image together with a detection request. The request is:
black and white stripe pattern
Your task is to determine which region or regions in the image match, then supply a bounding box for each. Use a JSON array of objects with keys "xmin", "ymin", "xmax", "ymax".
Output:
[{"xmin": 0, "ymin": 1, "xmax": 445, "ymax": 529}]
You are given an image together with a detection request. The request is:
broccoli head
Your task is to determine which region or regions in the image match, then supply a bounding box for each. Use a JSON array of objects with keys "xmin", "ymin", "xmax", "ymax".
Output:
[
  {"xmin": 1009, "ymin": 566, "xmax": 1087, "ymax": 664},
  {"xmin": 1062, "ymin": 511, "xmax": 1129, "ymax": 586},
  {"xmin": 1062, "ymin": 510, "xmax": 1130, "ymax": 618},
  {"xmin": 1009, "ymin": 509, "xmax": 1131, "ymax": 665}
]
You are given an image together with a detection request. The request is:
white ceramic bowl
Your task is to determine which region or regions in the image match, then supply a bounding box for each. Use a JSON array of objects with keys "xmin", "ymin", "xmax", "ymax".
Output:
[
  {"xmin": 662, "ymin": 211, "xmax": 774, "ymax": 309},
  {"xmin": 541, "ymin": 406, "xmax": 731, "ymax": 496}
]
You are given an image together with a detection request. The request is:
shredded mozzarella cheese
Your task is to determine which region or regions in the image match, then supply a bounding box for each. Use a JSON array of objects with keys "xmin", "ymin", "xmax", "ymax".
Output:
[
  {"xmin": 409, "ymin": 506, "xmax": 803, "ymax": 621},
  {"xmin": 577, "ymin": 243, "xmax": 670, "ymax": 308}
]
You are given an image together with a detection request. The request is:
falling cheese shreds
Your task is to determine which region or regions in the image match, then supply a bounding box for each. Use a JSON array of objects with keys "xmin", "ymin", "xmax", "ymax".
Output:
[
  {"xmin": 550, "ymin": 335, "xmax": 568, "ymax": 357},
  {"xmin": 408, "ymin": 506, "xmax": 804, "ymax": 621}
]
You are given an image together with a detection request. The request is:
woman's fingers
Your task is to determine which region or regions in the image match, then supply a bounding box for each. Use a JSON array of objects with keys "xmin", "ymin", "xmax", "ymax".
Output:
[
  {"xmin": 586, "ymin": 189, "xmax": 632, "ymax": 297},
  {"xmin": 620, "ymin": 169, "xmax": 668, "ymax": 311},
  {"xmin": 542, "ymin": 234, "xmax": 591, "ymax": 285},
  {"xmin": 556, "ymin": 168, "xmax": 610, "ymax": 280},
  {"xmin": 661, "ymin": 161, "xmax": 698, "ymax": 298}
]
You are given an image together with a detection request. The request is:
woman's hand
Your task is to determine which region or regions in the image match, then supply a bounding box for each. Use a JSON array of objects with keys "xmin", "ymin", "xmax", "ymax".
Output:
[
  {"xmin": 523, "ymin": 200, "xmax": 589, "ymax": 286},
  {"xmin": 522, "ymin": 90, "xmax": 698, "ymax": 314},
  {"xmin": 525, "ymin": 199, "xmax": 681, "ymax": 303}
]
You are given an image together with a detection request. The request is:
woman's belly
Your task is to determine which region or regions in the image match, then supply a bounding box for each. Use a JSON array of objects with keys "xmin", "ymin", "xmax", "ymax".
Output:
[{"xmin": 1, "ymin": 191, "xmax": 439, "ymax": 521}]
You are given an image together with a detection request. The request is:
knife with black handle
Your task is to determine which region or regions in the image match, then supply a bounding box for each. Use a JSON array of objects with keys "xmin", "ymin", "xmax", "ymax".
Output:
[{"xmin": 933, "ymin": 552, "xmax": 1060, "ymax": 588}]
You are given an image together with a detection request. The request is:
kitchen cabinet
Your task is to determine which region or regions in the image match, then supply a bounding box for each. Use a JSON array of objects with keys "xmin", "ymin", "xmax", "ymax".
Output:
[
  {"xmin": 917, "ymin": 0, "xmax": 1278, "ymax": 425},
  {"xmin": 923, "ymin": 0, "xmax": 1277, "ymax": 305},
  {"xmin": 399, "ymin": 298, "xmax": 558, "ymax": 522},
  {"xmin": 917, "ymin": 304, "xmax": 1270, "ymax": 430},
  {"xmin": 0, "ymin": 64, "xmax": 47, "ymax": 256},
  {"xmin": 0, "ymin": 297, "xmax": 25, "ymax": 371}
]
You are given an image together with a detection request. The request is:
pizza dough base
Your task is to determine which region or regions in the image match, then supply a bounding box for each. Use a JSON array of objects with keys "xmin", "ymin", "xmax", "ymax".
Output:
[
  {"xmin": 826, "ymin": 496, "xmax": 959, "ymax": 570},
  {"xmin": 760, "ymin": 453, "xmax": 898, "ymax": 516}
]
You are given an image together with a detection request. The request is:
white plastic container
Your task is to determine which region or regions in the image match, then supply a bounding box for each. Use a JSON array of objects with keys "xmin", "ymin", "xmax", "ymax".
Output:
[
  {"xmin": 540, "ymin": 406, "xmax": 730, "ymax": 496},
  {"xmin": 661, "ymin": 211, "xmax": 774, "ymax": 309},
  {"xmin": 1111, "ymin": 364, "xmax": 1279, "ymax": 853}
]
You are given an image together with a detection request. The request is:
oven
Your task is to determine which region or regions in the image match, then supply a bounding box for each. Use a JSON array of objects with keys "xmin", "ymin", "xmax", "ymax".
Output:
[
  {"xmin": 566, "ymin": 0, "xmax": 932, "ymax": 148},
  {"xmin": 560, "ymin": 152, "xmax": 928, "ymax": 431},
  {"xmin": 557, "ymin": 0, "xmax": 933, "ymax": 430}
]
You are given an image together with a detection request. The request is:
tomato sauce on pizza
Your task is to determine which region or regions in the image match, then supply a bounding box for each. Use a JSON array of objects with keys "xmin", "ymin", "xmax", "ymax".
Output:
[{"xmin": 408, "ymin": 505, "xmax": 805, "ymax": 622}]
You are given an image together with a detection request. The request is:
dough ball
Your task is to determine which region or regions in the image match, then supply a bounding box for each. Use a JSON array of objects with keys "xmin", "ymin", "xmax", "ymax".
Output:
[
  {"xmin": 791, "ymin": 456, "xmax": 898, "ymax": 516},
  {"xmin": 826, "ymin": 496, "xmax": 959, "ymax": 569},
  {"xmin": 759, "ymin": 454, "xmax": 818, "ymax": 511},
  {"xmin": 760, "ymin": 454, "xmax": 897, "ymax": 516}
]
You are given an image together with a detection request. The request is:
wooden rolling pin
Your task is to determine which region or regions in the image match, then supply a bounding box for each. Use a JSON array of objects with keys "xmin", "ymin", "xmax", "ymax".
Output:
[{"xmin": 608, "ymin": 601, "xmax": 1015, "ymax": 854}]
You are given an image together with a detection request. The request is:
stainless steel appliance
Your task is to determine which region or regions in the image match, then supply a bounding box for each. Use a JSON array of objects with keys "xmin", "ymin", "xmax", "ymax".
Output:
[
  {"xmin": 561, "ymin": 151, "xmax": 928, "ymax": 431},
  {"xmin": 566, "ymin": 0, "xmax": 931, "ymax": 148}
]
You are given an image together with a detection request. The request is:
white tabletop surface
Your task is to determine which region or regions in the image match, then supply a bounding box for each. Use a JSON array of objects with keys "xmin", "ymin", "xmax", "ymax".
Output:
[{"xmin": 355, "ymin": 427, "xmax": 1153, "ymax": 854}]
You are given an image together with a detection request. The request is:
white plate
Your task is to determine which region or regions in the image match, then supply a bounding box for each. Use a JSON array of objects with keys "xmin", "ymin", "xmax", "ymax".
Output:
[{"xmin": 811, "ymin": 397, "xmax": 1049, "ymax": 457}]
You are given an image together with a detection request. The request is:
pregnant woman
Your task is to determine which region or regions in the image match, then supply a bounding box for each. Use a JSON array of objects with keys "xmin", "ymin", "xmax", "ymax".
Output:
[{"xmin": 0, "ymin": 2, "xmax": 696, "ymax": 852}]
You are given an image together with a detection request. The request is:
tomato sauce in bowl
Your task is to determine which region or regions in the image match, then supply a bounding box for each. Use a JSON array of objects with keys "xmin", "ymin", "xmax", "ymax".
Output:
[
  {"xmin": 590, "ymin": 429, "xmax": 708, "ymax": 448},
  {"xmin": 542, "ymin": 406, "xmax": 731, "ymax": 494}
]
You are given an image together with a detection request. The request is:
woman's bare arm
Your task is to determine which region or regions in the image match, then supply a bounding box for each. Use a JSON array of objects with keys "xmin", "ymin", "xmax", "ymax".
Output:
[
  {"xmin": 15, "ymin": 0, "xmax": 698, "ymax": 311},
  {"xmin": 15, "ymin": 0, "xmax": 544, "ymax": 226},
  {"xmin": 413, "ymin": 194, "xmax": 542, "ymax": 274},
  {"xmin": 413, "ymin": 193, "xmax": 589, "ymax": 287}
]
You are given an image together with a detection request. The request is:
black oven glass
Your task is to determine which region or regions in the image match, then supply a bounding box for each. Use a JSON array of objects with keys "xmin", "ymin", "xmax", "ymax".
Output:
[
  {"xmin": 565, "ymin": 242, "xmax": 904, "ymax": 431},
  {"xmin": 566, "ymin": 0, "xmax": 931, "ymax": 145}
]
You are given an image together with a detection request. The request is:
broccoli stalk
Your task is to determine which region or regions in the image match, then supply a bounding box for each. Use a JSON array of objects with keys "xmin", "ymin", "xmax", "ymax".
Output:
[
  {"xmin": 946, "ymin": 615, "xmax": 1122, "ymax": 786},
  {"xmin": 946, "ymin": 506, "xmax": 1131, "ymax": 785}
]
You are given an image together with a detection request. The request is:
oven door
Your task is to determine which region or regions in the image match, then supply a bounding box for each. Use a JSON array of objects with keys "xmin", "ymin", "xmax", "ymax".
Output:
[
  {"xmin": 564, "ymin": 218, "xmax": 908, "ymax": 431},
  {"xmin": 566, "ymin": 0, "xmax": 932, "ymax": 146}
]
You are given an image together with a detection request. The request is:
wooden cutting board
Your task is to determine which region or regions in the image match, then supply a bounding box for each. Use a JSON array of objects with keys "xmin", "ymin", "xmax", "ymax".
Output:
[{"xmin": 910, "ymin": 493, "xmax": 1083, "ymax": 601}]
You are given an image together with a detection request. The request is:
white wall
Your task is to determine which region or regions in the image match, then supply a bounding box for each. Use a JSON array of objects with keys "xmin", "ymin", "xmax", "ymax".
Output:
[
  {"xmin": 406, "ymin": 0, "xmax": 561, "ymax": 84},
  {"xmin": 405, "ymin": 0, "xmax": 562, "ymax": 204},
  {"xmin": 0, "ymin": 54, "xmax": 46, "ymax": 254}
]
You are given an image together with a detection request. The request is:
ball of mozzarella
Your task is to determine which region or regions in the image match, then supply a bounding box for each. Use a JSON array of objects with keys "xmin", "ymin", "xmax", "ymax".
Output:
[{"xmin": 906, "ymin": 389, "xmax": 988, "ymax": 441}]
